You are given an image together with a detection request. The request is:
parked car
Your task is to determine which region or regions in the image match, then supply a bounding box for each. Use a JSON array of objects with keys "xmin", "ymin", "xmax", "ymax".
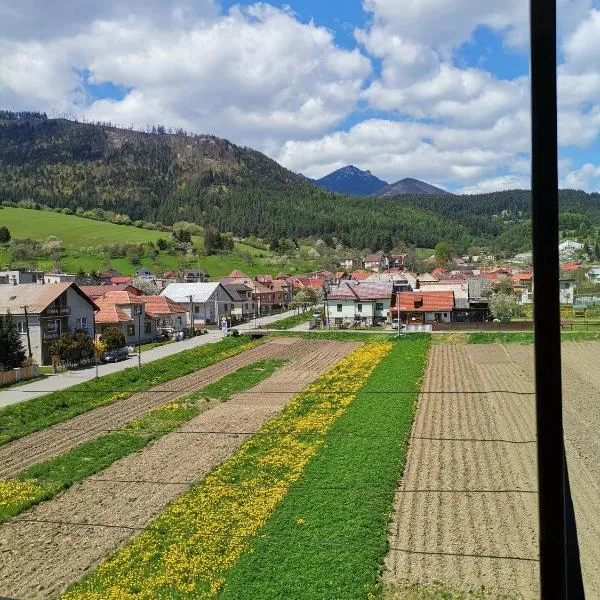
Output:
[{"xmin": 102, "ymin": 348, "xmax": 129, "ymax": 363}]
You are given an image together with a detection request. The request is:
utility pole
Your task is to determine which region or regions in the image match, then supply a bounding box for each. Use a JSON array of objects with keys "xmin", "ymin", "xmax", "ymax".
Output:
[
  {"xmin": 137, "ymin": 312, "xmax": 141, "ymax": 370},
  {"xmin": 21, "ymin": 305, "xmax": 32, "ymax": 358},
  {"xmin": 188, "ymin": 294, "xmax": 194, "ymax": 337},
  {"xmin": 92, "ymin": 311, "xmax": 99, "ymax": 379},
  {"xmin": 214, "ymin": 295, "xmax": 219, "ymax": 327}
]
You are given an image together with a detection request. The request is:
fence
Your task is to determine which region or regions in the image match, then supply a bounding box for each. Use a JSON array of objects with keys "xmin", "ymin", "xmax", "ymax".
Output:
[
  {"xmin": 431, "ymin": 321, "xmax": 534, "ymax": 332},
  {"xmin": 0, "ymin": 364, "xmax": 40, "ymax": 387}
]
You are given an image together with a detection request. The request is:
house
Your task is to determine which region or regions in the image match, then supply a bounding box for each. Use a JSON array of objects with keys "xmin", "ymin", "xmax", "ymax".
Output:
[
  {"xmin": 182, "ymin": 268, "xmax": 206, "ymax": 283},
  {"xmin": 220, "ymin": 271, "xmax": 277, "ymax": 313},
  {"xmin": 558, "ymin": 240, "xmax": 584, "ymax": 258},
  {"xmin": 513, "ymin": 252, "xmax": 533, "ymax": 264},
  {"xmin": 0, "ymin": 283, "xmax": 98, "ymax": 365},
  {"xmin": 391, "ymin": 291, "xmax": 455, "ymax": 324},
  {"xmin": 109, "ymin": 276, "xmax": 133, "ymax": 285},
  {"xmin": 350, "ymin": 270, "xmax": 370, "ymax": 281},
  {"xmin": 339, "ymin": 257, "xmax": 363, "ymax": 271},
  {"xmin": 420, "ymin": 280, "xmax": 469, "ymax": 300},
  {"xmin": 44, "ymin": 272, "xmax": 78, "ymax": 284},
  {"xmin": 221, "ymin": 283, "xmax": 256, "ymax": 321},
  {"xmin": 80, "ymin": 284, "xmax": 143, "ymax": 300},
  {"xmin": 143, "ymin": 296, "xmax": 188, "ymax": 334},
  {"xmin": 0, "ymin": 269, "xmax": 44, "ymax": 285},
  {"xmin": 389, "ymin": 254, "xmax": 406, "ymax": 269},
  {"xmin": 559, "ymin": 277, "xmax": 576, "ymax": 305},
  {"xmin": 327, "ymin": 280, "xmax": 394, "ymax": 326},
  {"xmin": 94, "ymin": 291, "xmax": 157, "ymax": 345},
  {"xmin": 363, "ymin": 253, "xmax": 389, "ymax": 272},
  {"xmin": 161, "ymin": 282, "xmax": 230, "ymax": 326},
  {"xmin": 135, "ymin": 268, "xmax": 157, "ymax": 281},
  {"xmin": 586, "ymin": 267, "xmax": 600, "ymax": 282}
]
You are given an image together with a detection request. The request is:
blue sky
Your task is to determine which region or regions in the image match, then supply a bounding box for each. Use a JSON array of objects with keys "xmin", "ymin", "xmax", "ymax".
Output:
[{"xmin": 2, "ymin": 0, "xmax": 600, "ymax": 193}]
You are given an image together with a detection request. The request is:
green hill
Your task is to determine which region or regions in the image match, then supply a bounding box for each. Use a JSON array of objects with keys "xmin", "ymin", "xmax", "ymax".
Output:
[
  {"xmin": 2, "ymin": 113, "xmax": 600, "ymax": 254},
  {"xmin": 0, "ymin": 207, "xmax": 317, "ymax": 277}
]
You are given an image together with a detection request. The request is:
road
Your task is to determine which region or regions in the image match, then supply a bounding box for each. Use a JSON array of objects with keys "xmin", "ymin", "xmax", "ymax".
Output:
[{"xmin": 0, "ymin": 308, "xmax": 300, "ymax": 409}]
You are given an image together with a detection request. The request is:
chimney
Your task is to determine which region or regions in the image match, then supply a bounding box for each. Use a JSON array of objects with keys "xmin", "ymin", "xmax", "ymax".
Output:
[{"xmin": 415, "ymin": 278, "xmax": 420, "ymax": 290}]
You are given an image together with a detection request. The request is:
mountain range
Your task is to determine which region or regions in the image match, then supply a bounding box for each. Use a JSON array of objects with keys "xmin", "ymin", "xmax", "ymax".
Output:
[
  {"xmin": 309, "ymin": 165, "xmax": 449, "ymax": 197},
  {"xmin": 1, "ymin": 113, "xmax": 599, "ymax": 254}
]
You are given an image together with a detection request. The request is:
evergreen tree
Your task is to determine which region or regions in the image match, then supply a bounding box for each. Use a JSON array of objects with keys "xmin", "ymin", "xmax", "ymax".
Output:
[
  {"xmin": 0, "ymin": 226, "xmax": 10, "ymax": 243},
  {"xmin": 0, "ymin": 313, "xmax": 26, "ymax": 370}
]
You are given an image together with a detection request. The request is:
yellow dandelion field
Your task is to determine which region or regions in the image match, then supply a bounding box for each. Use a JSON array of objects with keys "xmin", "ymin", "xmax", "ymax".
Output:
[{"xmin": 61, "ymin": 342, "xmax": 392, "ymax": 600}]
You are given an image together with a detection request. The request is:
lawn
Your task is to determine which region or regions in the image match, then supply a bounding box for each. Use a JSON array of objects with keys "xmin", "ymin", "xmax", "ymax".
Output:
[
  {"xmin": 268, "ymin": 311, "xmax": 314, "ymax": 330},
  {"xmin": 0, "ymin": 207, "xmax": 320, "ymax": 276},
  {"xmin": 0, "ymin": 336, "xmax": 257, "ymax": 447},
  {"xmin": 218, "ymin": 337, "xmax": 430, "ymax": 600},
  {"xmin": 0, "ymin": 360, "xmax": 285, "ymax": 524}
]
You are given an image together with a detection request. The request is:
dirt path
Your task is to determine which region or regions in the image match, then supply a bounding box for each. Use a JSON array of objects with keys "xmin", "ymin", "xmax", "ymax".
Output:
[
  {"xmin": 0, "ymin": 338, "xmax": 324, "ymax": 478},
  {"xmin": 0, "ymin": 339, "xmax": 359, "ymax": 600},
  {"xmin": 385, "ymin": 344, "xmax": 540, "ymax": 598}
]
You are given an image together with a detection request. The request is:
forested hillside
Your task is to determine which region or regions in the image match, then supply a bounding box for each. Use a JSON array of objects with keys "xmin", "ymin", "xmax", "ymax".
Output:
[{"xmin": 1, "ymin": 114, "xmax": 599, "ymax": 253}]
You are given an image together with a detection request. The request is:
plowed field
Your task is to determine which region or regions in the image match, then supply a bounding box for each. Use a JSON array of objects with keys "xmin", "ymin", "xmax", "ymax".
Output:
[
  {"xmin": 385, "ymin": 342, "xmax": 600, "ymax": 599},
  {"xmin": 0, "ymin": 338, "xmax": 358, "ymax": 600}
]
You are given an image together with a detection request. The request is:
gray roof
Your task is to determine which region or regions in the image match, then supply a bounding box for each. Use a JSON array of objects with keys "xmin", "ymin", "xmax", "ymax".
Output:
[{"xmin": 221, "ymin": 283, "xmax": 251, "ymax": 302}]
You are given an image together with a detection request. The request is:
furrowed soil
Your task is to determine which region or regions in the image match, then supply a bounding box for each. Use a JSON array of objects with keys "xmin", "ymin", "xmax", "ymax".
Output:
[
  {"xmin": 0, "ymin": 338, "xmax": 359, "ymax": 600},
  {"xmin": 385, "ymin": 342, "xmax": 600, "ymax": 599},
  {"xmin": 1, "ymin": 339, "xmax": 302, "ymax": 478}
]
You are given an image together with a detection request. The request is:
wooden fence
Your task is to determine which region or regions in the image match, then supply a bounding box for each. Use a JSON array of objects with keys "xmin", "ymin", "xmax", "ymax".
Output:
[{"xmin": 0, "ymin": 365, "xmax": 40, "ymax": 387}]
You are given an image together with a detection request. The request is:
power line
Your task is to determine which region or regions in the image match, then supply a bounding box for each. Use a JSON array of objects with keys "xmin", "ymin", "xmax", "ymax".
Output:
[{"xmin": 8, "ymin": 516, "xmax": 540, "ymax": 564}]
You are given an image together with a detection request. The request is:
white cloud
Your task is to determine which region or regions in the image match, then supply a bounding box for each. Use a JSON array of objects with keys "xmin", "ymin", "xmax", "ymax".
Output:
[
  {"xmin": 458, "ymin": 174, "xmax": 530, "ymax": 195},
  {"xmin": 0, "ymin": 4, "xmax": 371, "ymax": 146},
  {"xmin": 560, "ymin": 163, "xmax": 600, "ymax": 190}
]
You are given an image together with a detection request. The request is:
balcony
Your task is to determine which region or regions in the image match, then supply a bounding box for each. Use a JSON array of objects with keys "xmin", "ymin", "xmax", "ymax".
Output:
[
  {"xmin": 45, "ymin": 306, "xmax": 71, "ymax": 317},
  {"xmin": 42, "ymin": 330, "xmax": 61, "ymax": 342}
]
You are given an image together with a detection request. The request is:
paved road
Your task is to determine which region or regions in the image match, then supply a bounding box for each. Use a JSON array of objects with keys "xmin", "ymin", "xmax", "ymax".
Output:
[
  {"xmin": 0, "ymin": 309, "xmax": 301, "ymax": 409},
  {"xmin": 0, "ymin": 331, "xmax": 224, "ymax": 408},
  {"xmin": 231, "ymin": 308, "xmax": 300, "ymax": 331}
]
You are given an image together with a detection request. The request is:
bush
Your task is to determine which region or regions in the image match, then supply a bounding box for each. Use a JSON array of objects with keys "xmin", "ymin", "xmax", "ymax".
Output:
[
  {"xmin": 0, "ymin": 226, "xmax": 10, "ymax": 244},
  {"xmin": 49, "ymin": 331, "xmax": 94, "ymax": 365},
  {"xmin": 100, "ymin": 327, "xmax": 126, "ymax": 351}
]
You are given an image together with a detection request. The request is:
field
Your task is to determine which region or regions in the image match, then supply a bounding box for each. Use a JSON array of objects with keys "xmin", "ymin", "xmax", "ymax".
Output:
[
  {"xmin": 384, "ymin": 342, "xmax": 600, "ymax": 599},
  {"xmin": 0, "ymin": 207, "xmax": 319, "ymax": 276}
]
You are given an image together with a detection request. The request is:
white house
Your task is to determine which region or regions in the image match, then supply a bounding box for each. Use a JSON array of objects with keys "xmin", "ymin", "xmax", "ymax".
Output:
[
  {"xmin": 221, "ymin": 283, "xmax": 256, "ymax": 322},
  {"xmin": 0, "ymin": 269, "xmax": 44, "ymax": 285},
  {"xmin": 559, "ymin": 278, "xmax": 576, "ymax": 305},
  {"xmin": 585, "ymin": 268, "xmax": 600, "ymax": 282},
  {"xmin": 559, "ymin": 240, "xmax": 584, "ymax": 258},
  {"xmin": 327, "ymin": 280, "xmax": 393, "ymax": 326},
  {"xmin": 44, "ymin": 272, "xmax": 78, "ymax": 284},
  {"xmin": 161, "ymin": 282, "xmax": 230, "ymax": 326}
]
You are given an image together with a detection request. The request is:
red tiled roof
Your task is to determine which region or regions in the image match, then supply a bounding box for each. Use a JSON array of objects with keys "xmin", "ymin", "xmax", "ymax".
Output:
[
  {"xmin": 364, "ymin": 254, "xmax": 383, "ymax": 262},
  {"xmin": 228, "ymin": 269, "xmax": 249, "ymax": 278},
  {"xmin": 392, "ymin": 291, "xmax": 454, "ymax": 312},
  {"xmin": 295, "ymin": 277, "xmax": 325, "ymax": 288},
  {"xmin": 143, "ymin": 296, "xmax": 187, "ymax": 318},
  {"xmin": 351, "ymin": 270, "xmax": 370, "ymax": 281},
  {"xmin": 561, "ymin": 262, "xmax": 581, "ymax": 271},
  {"xmin": 80, "ymin": 284, "xmax": 139, "ymax": 299},
  {"xmin": 100, "ymin": 290, "xmax": 145, "ymax": 304},
  {"xmin": 94, "ymin": 299, "xmax": 132, "ymax": 324},
  {"xmin": 109, "ymin": 276, "xmax": 133, "ymax": 284}
]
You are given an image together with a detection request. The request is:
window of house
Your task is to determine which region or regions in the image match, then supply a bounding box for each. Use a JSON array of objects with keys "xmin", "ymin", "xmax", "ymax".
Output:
[
  {"xmin": 337, "ymin": 304, "xmax": 343, "ymax": 312},
  {"xmin": 223, "ymin": 303, "xmax": 228, "ymax": 311},
  {"xmin": 357, "ymin": 303, "xmax": 363, "ymax": 312},
  {"xmin": 144, "ymin": 322, "xmax": 152, "ymax": 334},
  {"xmin": 133, "ymin": 305, "xmax": 142, "ymax": 315},
  {"xmin": 75, "ymin": 317, "xmax": 88, "ymax": 329},
  {"xmin": 375, "ymin": 302, "xmax": 384, "ymax": 311},
  {"xmin": 245, "ymin": 303, "xmax": 249, "ymax": 310},
  {"xmin": 194, "ymin": 305, "xmax": 200, "ymax": 314},
  {"xmin": 127, "ymin": 324, "xmax": 135, "ymax": 336},
  {"xmin": 17, "ymin": 321, "xmax": 26, "ymax": 334}
]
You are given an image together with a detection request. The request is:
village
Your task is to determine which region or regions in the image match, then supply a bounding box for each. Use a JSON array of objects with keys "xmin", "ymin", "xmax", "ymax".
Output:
[{"xmin": 0, "ymin": 238, "xmax": 596, "ymax": 370}]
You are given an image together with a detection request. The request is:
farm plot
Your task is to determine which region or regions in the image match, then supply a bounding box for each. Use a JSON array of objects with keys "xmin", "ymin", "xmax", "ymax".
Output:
[
  {"xmin": 0, "ymin": 339, "xmax": 359, "ymax": 600},
  {"xmin": 0, "ymin": 338, "xmax": 309, "ymax": 478},
  {"xmin": 507, "ymin": 343, "xmax": 600, "ymax": 599},
  {"xmin": 385, "ymin": 342, "xmax": 600, "ymax": 599},
  {"xmin": 385, "ymin": 344, "xmax": 539, "ymax": 598}
]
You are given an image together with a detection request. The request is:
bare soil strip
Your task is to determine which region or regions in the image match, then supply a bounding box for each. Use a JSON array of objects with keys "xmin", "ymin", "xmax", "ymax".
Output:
[
  {"xmin": 0, "ymin": 339, "xmax": 322, "ymax": 478},
  {"xmin": 386, "ymin": 342, "xmax": 600, "ymax": 599},
  {"xmin": 385, "ymin": 344, "xmax": 540, "ymax": 599},
  {"xmin": 0, "ymin": 339, "xmax": 358, "ymax": 600},
  {"xmin": 506, "ymin": 343, "xmax": 600, "ymax": 599}
]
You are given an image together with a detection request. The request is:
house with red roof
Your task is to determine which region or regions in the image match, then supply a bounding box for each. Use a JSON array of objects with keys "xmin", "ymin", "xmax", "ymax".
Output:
[
  {"xmin": 327, "ymin": 280, "xmax": 394, "ymax": 326},
  {"xmin": 94, "ymin": 290, "xmax": 156, "ymax": 345},
  {"xmin": 390, "ymin": 291, "xmax": 455, "ymax": 324}
]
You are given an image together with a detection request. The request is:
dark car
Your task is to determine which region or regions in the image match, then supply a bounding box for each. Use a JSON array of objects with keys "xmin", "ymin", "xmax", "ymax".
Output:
[{"xmin": 102, "ymin": 348, "xmax": 128, "ymax": 363}]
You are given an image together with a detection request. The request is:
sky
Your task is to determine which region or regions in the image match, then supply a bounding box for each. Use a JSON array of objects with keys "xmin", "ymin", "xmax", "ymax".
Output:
[{"xmin": 1, "ymin": 0, "xmax": 600, "ymax": 193}]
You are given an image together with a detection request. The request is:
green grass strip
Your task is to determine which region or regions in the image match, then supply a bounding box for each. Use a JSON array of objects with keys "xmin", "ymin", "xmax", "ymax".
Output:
[
  {"xmin": 0, "ymin": 360, "xmax": 285, "ymax": 524},
  {"xmin": 467, "ymin": 331, "xmax": 600, "ymax": 344},
  {"xmin": 218, "ymin": 336, "xmax": 430, "ymax": 600},
  {"xmin": 0, "ymin": 336, "xmax": 257, "ymax": 447},
  {"xmin": 381, "ymin": 581, "xmax": 522, "ymax": 600},
  {"xmin": 268, "ymin": 311, "xmax": 314, "ymax": 330}
]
